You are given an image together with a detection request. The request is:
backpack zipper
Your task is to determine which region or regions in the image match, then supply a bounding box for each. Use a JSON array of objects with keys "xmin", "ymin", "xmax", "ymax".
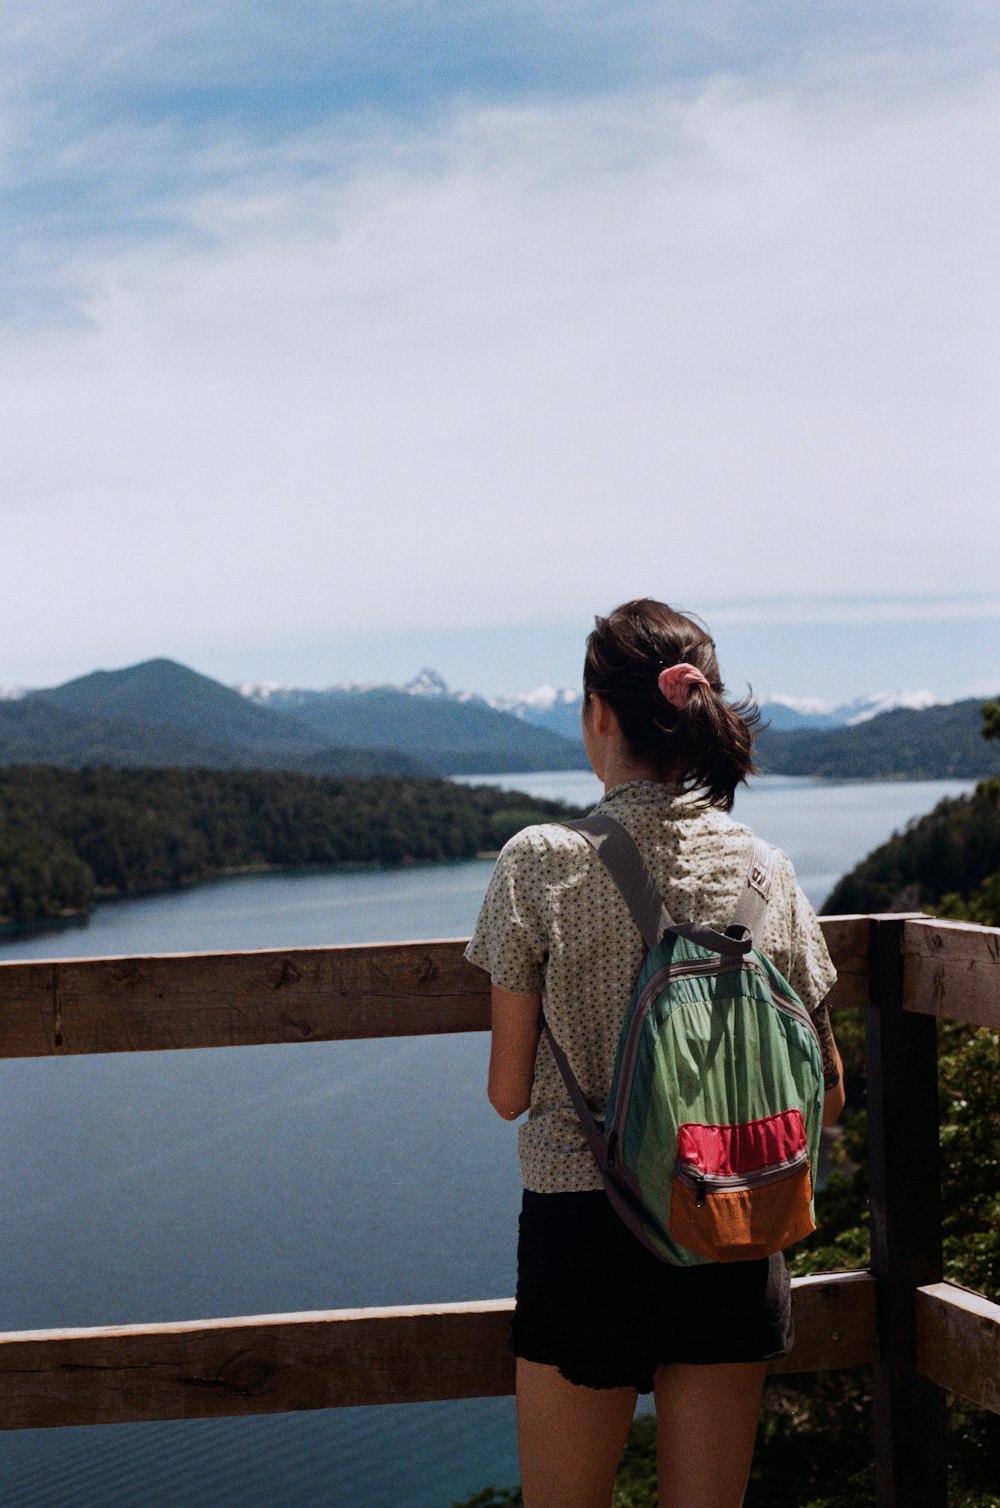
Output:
[{"xmin": 675, "ymin": 1146, "xmax": 810, "ymax": 1204}]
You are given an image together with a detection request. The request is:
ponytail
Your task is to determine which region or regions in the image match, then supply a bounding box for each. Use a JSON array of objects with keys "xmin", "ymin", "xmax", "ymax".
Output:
[{"xmin": 583, "ymin": 599, "xmax": 758, "ymax": 810}]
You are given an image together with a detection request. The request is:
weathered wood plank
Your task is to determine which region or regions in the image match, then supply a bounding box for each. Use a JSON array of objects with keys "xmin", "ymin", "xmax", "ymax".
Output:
[
  {"xmin": 768, "ymin": 1270, "xmax": 877, "ymax": 1374},
  {"xmin": 916, "ymin": 1282, "xmax": 1000, "ymax": 1416},
  {"xmin": 0, "ymin": 919, "xmax": 869, "ymax": 1060},
  {"xmin": 902, "ymin": 918, "xmax": 1000, "ymax": 1029},
  {"xmin": 820, "ymin": 915, "xmax": 871, "ymax": 1010},
  {"xmin": 0, "ymin": 941, "xmax": 490, "ymax": 1058},
  {"xmin": 0, "ymin": 1301, "xmax": 516, "ymax": 1429},
  {"xmin": 0, "ymin": 961, "xmax": 56, "ymax": 1056},
  {"xmin": 0, "ymin": 1274, "xmax": 876, "ymax": 1430},
  {"xmin": 0, "ymin": 910, "xmax": 868, "ymax": 1055},
  {"xmin": 867, "ymin": 915, "xmax": 947, "ymax": 1508}
]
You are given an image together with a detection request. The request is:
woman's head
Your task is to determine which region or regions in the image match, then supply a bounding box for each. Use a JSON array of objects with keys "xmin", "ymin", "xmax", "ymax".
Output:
[{"xmin": 582, "ymin": 598, "xmax": 758, "ymax": 810}]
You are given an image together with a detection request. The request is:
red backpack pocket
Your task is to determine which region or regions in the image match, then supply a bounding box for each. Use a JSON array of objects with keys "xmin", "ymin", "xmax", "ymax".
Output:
[{"xmin": 669, "ymin": 1108, "xmax": 816, "ymax": 1262}]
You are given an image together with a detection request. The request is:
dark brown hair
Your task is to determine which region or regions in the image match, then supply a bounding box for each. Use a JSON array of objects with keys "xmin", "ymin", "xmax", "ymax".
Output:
[{"xmin": 583, "ymin": 598, "xmax": 759, "ymax": 810}]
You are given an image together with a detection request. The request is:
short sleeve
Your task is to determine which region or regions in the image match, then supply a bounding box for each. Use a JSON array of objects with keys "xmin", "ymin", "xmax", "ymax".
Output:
[
  {"xmin": 464, "ymin": 830, "xmax": 549, "ymax": 995},
  {"xmin": 783, "ymin": 878, "xmax": 840, "ymax": 1089},
  {"xmin": 784, "ymin": 879, "xmax": 837, "ymax": 1012}
]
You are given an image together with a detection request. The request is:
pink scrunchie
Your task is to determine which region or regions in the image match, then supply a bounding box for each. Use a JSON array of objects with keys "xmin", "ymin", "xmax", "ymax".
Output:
[{"xmin": 658, "ymin": 662, "xmax": 710, "ymax": 708}]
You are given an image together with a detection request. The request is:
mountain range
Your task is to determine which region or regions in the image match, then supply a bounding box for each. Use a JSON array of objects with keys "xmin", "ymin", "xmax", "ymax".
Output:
[
  {"xmin": 238, "ymin": 671, "xmax": 585, "ymax": 773},
  {"xmin": 244, "ymin": 670, "xmax": 946, "ymax": 739},
  {"xmin": 487, "ymin": 682, "xmax": 947, "ymax": 742},
  {"xmin": 0, "ymin": 660, "xmax": 587, "ymax": 778},
  {"xmin": 1, "ymin": 660, "xmax": 997, "ymax": 781}
]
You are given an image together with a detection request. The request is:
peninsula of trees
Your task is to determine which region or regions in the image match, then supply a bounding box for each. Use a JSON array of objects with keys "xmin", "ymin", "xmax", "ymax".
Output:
[{"xmin": 0, "ymin": 767, "xmax": 581, "ymax": 926}]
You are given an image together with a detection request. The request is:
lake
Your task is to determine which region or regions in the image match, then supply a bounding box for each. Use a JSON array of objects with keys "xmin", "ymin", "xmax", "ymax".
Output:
[{"xmin": 0, "ymin": 775, "xmax": 974, "ymax": 1506}]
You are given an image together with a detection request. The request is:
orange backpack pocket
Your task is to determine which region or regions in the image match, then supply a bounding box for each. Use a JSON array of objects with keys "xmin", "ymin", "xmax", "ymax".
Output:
[{"xmin": 668, "ymin": 1109, "xmax": 815, "ymax": 1262}]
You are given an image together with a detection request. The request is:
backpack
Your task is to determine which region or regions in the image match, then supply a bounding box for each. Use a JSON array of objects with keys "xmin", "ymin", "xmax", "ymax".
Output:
[{"xmin": 543, "ymin": 813, "xmax": 826, "ymax": 1265}]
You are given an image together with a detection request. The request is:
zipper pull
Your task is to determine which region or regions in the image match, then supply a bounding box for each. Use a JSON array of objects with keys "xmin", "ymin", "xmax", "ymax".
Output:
[
  {"xmin": 695, "ymin": 1176, "xmax": 707, "ymax": 1209},
  {"xmin": 607, "ymin": 1129, "xmax": 618, "ymax": 1167}
]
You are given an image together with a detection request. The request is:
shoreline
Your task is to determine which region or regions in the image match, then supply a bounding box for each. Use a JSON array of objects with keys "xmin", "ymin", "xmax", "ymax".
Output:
[
  {"xmin": 0, "ymin": 772, "xmax": 980, "ymax": 942},
  {"xmin": 0, "ymin": 852, "xmax": 502, "ymax": 941}
]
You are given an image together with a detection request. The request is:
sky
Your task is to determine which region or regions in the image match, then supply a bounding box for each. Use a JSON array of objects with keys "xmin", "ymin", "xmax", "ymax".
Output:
[{"xmin": 2, "ymin": 1, "xmax": 999, "ymax": 703}]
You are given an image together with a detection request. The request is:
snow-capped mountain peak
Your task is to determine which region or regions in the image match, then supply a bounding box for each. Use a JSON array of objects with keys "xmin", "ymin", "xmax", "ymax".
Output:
[
  {"xmin": 514, "ymin": 685, "xmax": 581, "ymax": 713},
  {"xmin": 761, "ymin": 689, "xmax": 942, "ymax": 728},
  {"xmin": 235, "ymin": 680, "xmax": 289, "ymax": 703},
  {"xmin": 490, "ymin": 685, "xmax": 584, "ymax": 740},
  {"xmin": 404, "ymin": 668, "xmax": 451, "ymax": 697},
  {"xmin": 233, "ymin": 671, "xmax": 949, "ymax": 742},
  {"xmin": 837, "ymin": 690, "xmax": 941, "ymax": 725},
  {"xmin": 763, "ymin": 694, "xmax": 835, "ymax": 717}
]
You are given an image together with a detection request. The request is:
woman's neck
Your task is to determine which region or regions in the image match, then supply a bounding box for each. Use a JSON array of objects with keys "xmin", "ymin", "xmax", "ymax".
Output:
[
  {"xmin": 600, "ymin": 752, "xmax": 664, "ymax": 793},
  {"xmin": 582, "ymin": 691, "xmax": 676, "ymax": 792}
]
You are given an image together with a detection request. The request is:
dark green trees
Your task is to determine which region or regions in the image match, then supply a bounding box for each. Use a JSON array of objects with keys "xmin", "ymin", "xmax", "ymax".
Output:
[{"xmin": 0, "ymin": 767, "xmax": 581, "ymax": 926}]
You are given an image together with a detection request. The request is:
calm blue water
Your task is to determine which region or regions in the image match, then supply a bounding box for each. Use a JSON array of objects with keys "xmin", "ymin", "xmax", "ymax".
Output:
[
  {"xmin": 455, "ymin": 771, "xmax": 975, "ymax": 913},
  {"xmin": 0, "ymin": 776, "xmax": 974, "ymax": 1506}
]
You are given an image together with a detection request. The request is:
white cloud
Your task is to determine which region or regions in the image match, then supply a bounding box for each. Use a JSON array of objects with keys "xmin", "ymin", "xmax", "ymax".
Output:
[{"xmin": 2, "ymin": 62, "xmax": 999, "ymax": 673}]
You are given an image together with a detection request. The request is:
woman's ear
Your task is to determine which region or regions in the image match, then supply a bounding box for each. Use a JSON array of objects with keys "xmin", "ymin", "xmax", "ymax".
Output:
[{"xmin": 587, "ymin": 691, "xmax": 617, "ymax": 738}]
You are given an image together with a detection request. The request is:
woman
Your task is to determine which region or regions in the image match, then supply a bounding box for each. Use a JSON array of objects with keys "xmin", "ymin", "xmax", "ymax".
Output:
[{"xmin": 465, "ymin": 599, "xmax": 845, "ymax": 1508}]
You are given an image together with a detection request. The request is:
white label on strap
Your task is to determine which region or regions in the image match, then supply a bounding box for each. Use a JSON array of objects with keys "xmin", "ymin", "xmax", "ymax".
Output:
[{"xmin": 748, "ymin": 843, "xmax": 774, "ymax": 898}]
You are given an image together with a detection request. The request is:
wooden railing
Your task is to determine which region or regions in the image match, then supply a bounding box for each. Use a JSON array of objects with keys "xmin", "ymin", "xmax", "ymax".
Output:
[{"xmin": 0, "ymin": 914, "xmax": 998, "ymax": 1508}]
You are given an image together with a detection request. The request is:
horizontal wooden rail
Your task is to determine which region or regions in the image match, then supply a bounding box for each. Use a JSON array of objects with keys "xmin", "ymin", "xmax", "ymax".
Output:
[
  {"xmin": 0, "ymin": 939, "xmax": 490, "ymax": 1057},
  {"xmin": 0, "ymin": 1272, "xmax": 876, "ymax": 1431},
  {"xmin": 770, "ymin": 1270, "xmax": 877, "ymax": 1374},
  {"xmin": 902, "ymin": 918, "xmax": 1000, "ymax": 1030},
  {"xmin": 916, "ymin": 1282, "xmax": 1000, "ymax": 1416},
  {"xmin": 0, "ymin": 918, "xmax": 870, "ymax": 1059}
]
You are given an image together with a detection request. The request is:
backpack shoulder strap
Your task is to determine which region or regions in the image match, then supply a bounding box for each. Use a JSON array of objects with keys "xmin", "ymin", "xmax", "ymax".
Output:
[
  {"xmin": 565, "ymin": 813, "xmax": 674, "ymax": 949},
  {"xmin": 565, "ymin": 813, "xmax": 751, "ymax": 956},
  {"xmin": 729, "ymin": 837, "xmax": 778, "ymax": 947}
]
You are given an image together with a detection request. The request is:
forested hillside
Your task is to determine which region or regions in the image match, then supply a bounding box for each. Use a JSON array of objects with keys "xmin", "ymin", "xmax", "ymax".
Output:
[
  {"xmin": 822, "ymin": 779, "xmax": 1000, "ymax": 919},
  {"xmin": 757, "ymin": 697, "xmax": 1000, "ymax": 780},
  {"xmin": 0, "ymin": 767, "xmax": 581, "ymax": 926},
  {"xmin": 822, "ymin": 697, "xmax": 1000, "ymax": 922},
  {"xmin": 1, "ymin": 673, "xmax": 430, "ymax": 777},
  {"xmin": 0, "ymin": 684, "xmax": 431, "ymax": 778}
]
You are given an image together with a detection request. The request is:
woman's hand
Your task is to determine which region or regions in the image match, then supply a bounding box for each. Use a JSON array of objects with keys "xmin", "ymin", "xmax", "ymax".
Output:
[{"xmin": 488, "ymin": 986, "xmax": 542, "ymax": 1120}]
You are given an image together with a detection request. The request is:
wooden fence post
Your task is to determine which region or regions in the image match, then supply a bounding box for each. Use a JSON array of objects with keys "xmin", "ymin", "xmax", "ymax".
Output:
[{"xmin": 867, "ymin": 916, "xmax": 947, "ymax": 1507}]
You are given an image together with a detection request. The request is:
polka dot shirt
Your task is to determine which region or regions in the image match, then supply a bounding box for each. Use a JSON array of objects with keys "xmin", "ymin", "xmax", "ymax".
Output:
[{"xmin": 465, "ymin": 779, "xmax": 839, "ymax": 1194}]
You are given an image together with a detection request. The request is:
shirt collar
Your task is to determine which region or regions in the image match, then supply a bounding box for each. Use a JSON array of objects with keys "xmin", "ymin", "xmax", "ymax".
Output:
[
  {"xmin": 594, "ymin": 778, "xmax": 682, "ymax": 810},
  {"xmin": 593, "ymin": 779, "xmax": 717, "ymax": 822}
]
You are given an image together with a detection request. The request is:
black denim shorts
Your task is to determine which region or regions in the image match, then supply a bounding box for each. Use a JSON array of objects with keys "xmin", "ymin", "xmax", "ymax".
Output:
[{"xmin": 511, "ymin": 1189, "xmax": 794, "ymax": 1394}]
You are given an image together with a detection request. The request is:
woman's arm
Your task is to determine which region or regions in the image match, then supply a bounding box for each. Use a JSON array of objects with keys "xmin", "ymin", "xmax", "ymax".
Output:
[
  {"xmin": 808, "ymin": 994, "xmax": 846, "ymax": 1129},
  {"xmin": 823, "ymin": 1032, "xmax": 846, "ymax": 1127},
  {"xmin": 488, "ymin": 986, "xmax": 543, "ymax": 1121}
]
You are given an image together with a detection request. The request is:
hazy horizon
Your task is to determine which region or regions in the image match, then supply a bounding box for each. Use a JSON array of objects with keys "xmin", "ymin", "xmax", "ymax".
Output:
[{"xmin": 4, "ymin": 609, "xmax": 999, "ymax": 710}]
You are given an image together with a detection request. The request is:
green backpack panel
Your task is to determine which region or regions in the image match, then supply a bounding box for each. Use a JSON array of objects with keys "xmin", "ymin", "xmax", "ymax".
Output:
[{"xmin": 544, "ymin": 814, "xmax": 826, "ymax": 1266}]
